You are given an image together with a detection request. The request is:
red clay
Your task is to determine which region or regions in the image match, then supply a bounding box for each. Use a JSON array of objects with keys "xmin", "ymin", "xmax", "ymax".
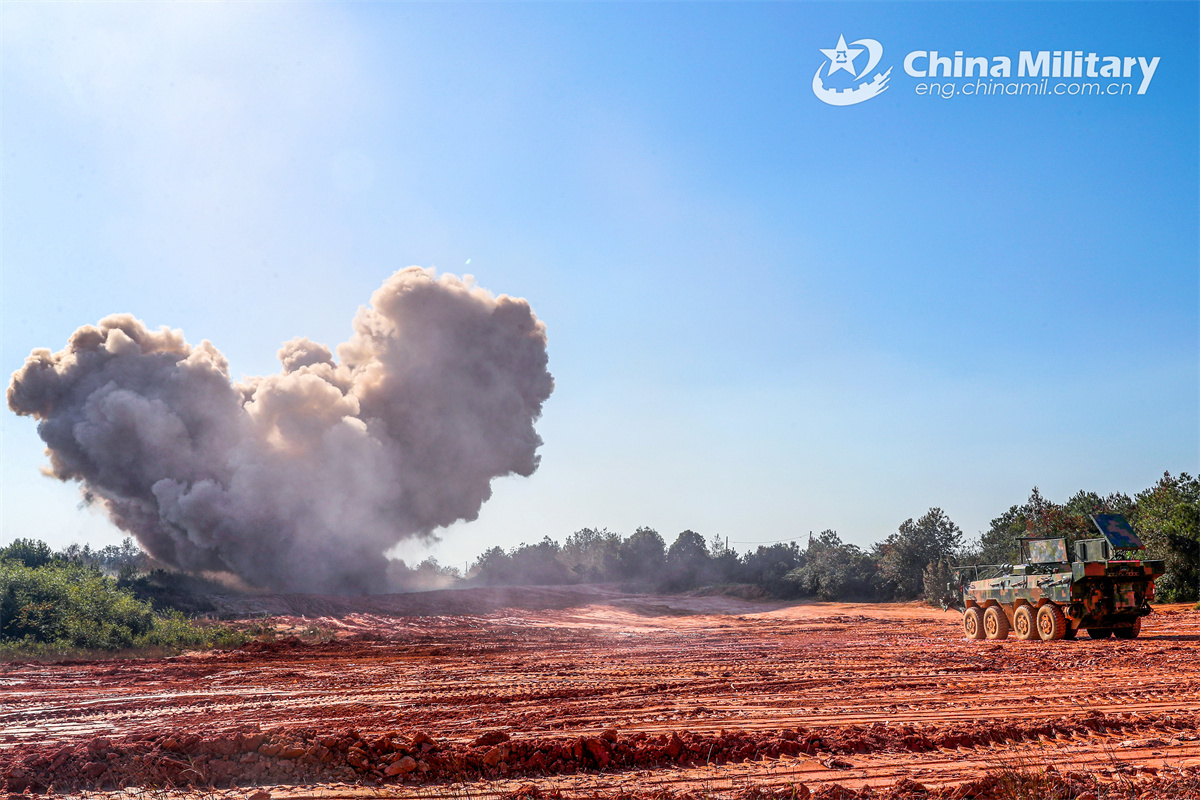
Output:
[{"xmin": 2, "ymin": 587, "xmax": 1198, "ymax": 798}]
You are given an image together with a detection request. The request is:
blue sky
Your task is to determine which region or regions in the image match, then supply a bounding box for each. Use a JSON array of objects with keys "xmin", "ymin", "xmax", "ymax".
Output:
[{"xmin": 2, "ymin": 2, "xmax": 1196, "ymax": 567}]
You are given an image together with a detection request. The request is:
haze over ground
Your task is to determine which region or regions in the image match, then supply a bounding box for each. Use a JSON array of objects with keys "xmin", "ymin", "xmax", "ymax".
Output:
[{"xmin": 2, "ymin": 2, "xmax": 1196, "ymax": 571}]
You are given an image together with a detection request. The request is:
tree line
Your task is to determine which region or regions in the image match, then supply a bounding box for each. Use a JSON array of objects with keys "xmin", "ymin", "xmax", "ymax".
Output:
[
  {"xmin": 4, "ymin": 471, "xmax": 1196, "ymax": 607},
  {"xmin": 455, "ymin": 471, "xmax": 1198, "ymax": 603},
  {"xmin": 461, "ymin": 510, "xmax": 962, "ymax": 602}
]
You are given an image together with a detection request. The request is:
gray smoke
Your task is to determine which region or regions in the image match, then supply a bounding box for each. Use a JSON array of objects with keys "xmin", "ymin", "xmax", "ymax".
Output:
[{"xmin": 8, "ymin": 267, "xmax": 553, "ymax": 593}]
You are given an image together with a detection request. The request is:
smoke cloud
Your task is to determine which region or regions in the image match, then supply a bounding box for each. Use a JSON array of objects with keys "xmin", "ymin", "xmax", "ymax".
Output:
[{"xmin": 8, "ymin": 267, "xmax": 554, "ymax": 593}]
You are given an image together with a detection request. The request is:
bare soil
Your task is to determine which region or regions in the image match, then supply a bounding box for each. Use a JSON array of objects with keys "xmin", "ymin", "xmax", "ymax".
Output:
[{"xmin": 2, "ymin": 586, "xmax": 1198, "ymax": 799}]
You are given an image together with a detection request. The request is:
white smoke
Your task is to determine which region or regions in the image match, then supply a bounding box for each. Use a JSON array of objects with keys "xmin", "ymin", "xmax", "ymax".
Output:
[{"xmin": 7, "ymin": 267, "xmax": 554, "ymax": 593}]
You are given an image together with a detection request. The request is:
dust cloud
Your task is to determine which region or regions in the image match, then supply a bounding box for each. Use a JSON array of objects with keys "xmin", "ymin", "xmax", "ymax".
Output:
[{"xmin": 7, "ymin": 267, "xmax": 553, "ymax": 593}]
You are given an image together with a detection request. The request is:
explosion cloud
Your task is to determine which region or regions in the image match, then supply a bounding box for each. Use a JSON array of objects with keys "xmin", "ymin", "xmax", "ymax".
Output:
[{"xmin": 7, "ymin": 268, "xmax": 554, "ymax": 593}]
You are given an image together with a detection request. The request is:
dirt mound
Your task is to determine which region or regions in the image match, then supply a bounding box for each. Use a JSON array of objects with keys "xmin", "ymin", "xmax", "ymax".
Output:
[{"xmin": 5, "ymin": 711, "xmax": 1197, "ymax": 793}]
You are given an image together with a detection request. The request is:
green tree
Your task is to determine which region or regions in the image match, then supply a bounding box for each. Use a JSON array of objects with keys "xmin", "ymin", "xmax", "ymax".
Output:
[
  {"xmin": 618, "ymin": 527, "xmax": 666, "ymax": 584},
  {"xmin": 561, "ymin": 527, "xmax": 622, "ymax": 582},
  {"xmin": 787, "ymin": 530, "xmax": 880, "ymax": 601},
  {"xmin": 1131, "ymin": 472, "xmax": 1200, "ymax": 602},
  {"xmin": 1056, "ymin": 489, "xmax": 1134, "ymax": 552},
  {"xmin": 470, "ymin": 546, "xmax": 513, "ymax": 585},
  {"xmin": 0, "ymin": 538, "xmax": 53, "ymax": 569},
  {"xmin": 1, "ymin": 561, "xmax": 153, "ymax": 648},
  {"xmin": 978, "ymin": 504, "xmax": 1025, "ymax": 565},
  {"xmin": 104, "ymin": 538, "xmax": 149, "ymax": 580},
  {"xmin": 414, "ymin": 558, "xmax": 460, "ymax": 579},
  {"xmin": 707, "ymin": 533, "xmax": 740, "ymax": 584},
  {"xmin": 664, "ymin": 530, "xmax": 709, "ymax": 590},
  {"xmin": 875, "ymin": 508, "xmax": 963, "ymax": 600},
  {"xmin": 58, "ymin": 539, "xmax": 149, "ymax": 578},
  {"xmin": 508, "ymin": 537, "xmax": 572, "ymax": 585},
  {"xmin": 976, "ymin": 487, "xmax": 1131, "ymax": 566},
  {"xmin": 739, "ymin": 542, "xmax": 804, "ymax": 597}
]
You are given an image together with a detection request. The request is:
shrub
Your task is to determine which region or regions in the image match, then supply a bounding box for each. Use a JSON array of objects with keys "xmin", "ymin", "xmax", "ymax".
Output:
[{"xmin": 0, "ymin": 560, "xmax": 244, "ymax": 655}]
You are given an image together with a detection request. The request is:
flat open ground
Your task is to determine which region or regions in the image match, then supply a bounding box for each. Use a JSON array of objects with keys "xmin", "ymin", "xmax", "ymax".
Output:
[{"xmin": 3, "ymin": 587, "xmax": 1199, "ymax": 799}]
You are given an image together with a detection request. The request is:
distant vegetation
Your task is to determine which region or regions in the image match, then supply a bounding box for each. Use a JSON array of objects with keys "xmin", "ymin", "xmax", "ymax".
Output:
[
  {"xmin": 0, "ymin": 539, "xmax": 246, "ymax": 658},
  {"xmin": 2, "ymin": 472, "xmax": 1195, "ymax": 654},
  {"xmin": 461, "ymin": 471, "xmax": 1198, "ymax": 604},
  {"xmin": 464, "ymin": 510, "xmax": 961, "ymax": 603}
]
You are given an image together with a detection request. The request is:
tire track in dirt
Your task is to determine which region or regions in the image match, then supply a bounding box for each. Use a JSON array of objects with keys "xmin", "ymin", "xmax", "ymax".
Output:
[{"xmin": 2, "ymin": 591, "xmax": 1198, "ymax": 797}]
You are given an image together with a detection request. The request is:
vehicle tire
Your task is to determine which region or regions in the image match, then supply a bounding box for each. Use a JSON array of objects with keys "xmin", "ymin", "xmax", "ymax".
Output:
[
  {"xmin": 1087, "ymin": 627, "xmax": 1113, "ymax": 640},
  {"xmin": 1062, "ymin": 626, "xmax": 1077, "ymax": 640},
  {"xmin": 964, "ymin": 606, "xmax": 985, "ymax": 640},
  {"xmin": 1036, "ymin": 603, "xmax": 1067, "ymax": 641},
  {"xmin": 1013, "ymin": 605, "xmax": 1037, "ymax": 641},
  {"xmin": 983, "ymin": 605, "xmax": 1010, "ymax": 640},
  {"xmin": 1113, "ymin": 618, "xmax": 1142, "ymax": 639}
]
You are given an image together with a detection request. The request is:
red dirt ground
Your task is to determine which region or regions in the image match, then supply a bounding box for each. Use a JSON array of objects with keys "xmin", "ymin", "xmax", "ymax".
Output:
[{"xmin": 2, "ymin": 586, "xmax": 1199, "ymax": 799}]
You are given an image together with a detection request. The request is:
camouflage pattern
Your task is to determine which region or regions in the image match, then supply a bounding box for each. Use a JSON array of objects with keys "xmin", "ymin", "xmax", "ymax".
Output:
[{"xmin": 946, "ymin": 514, "xmax": 1164, "ymax": 641}]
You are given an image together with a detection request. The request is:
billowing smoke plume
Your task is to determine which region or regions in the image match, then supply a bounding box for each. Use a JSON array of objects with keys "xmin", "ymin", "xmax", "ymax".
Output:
[{"xmin": 8, "ymin": 268, "xmax": 554, "ymax": 593}]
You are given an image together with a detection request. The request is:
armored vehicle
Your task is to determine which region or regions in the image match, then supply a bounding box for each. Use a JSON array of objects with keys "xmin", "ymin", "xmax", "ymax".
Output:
[{"xmin": 947, "ymin": 514, "xmax": 1164, "ymax": 641}]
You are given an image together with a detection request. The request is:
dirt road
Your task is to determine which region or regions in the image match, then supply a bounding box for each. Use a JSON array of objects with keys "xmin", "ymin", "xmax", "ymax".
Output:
[{"xmin": 2, "ymin": 587, "xmax": 1198, "ymax": 798}]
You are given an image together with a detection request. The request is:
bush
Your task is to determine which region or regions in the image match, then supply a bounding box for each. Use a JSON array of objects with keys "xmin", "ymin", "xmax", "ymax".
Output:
[{"xmin": 0, "ymin": 560, "xmax": 244, "ymax": 655}]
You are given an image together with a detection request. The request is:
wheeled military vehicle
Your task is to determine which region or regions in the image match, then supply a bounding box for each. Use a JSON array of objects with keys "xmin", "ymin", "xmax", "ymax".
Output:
[{"xmin": 947, "ymin": 514, "xmax": 1164, "ymax": 641}]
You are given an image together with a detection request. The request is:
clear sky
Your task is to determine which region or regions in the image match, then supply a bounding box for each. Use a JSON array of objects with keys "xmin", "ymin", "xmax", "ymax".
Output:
[{"xmin": 2, "ymin": 2, "xmax": 1197, "ymax": 569}]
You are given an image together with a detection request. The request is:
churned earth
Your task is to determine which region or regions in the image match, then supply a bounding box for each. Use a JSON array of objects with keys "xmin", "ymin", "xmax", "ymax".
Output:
[{"xmin": 2, "ymin": 586, "xmax": 1199, "ymax": 799}]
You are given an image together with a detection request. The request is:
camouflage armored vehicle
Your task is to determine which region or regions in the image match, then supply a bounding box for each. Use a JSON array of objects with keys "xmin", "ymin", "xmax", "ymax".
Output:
[{"xmin": 947, "ymin": 514, "xmax": 1164, "ymax": 641}]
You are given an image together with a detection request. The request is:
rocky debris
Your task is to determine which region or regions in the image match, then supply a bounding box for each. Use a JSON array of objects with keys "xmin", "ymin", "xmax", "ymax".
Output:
[
  {"xmin": 474, "ymin": 730, "xmax": 511, "ymax": 747},
  {"xmin": 4, "ymin": 710, "xmax": 1199, "ymax": 794},
  {"xmin": 483, "ymin": 745, "xmax": 509, "ymax": 767},
  {"xmin": 383, "ymin": 755, "xmax": 418, "ymax": 776},
  {"xmin": 1119, "ymin": 736, "xmax": 1167, "ymax": 748}
]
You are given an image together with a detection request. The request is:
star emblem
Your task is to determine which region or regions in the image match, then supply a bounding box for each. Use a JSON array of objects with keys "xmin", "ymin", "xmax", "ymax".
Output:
[{"xmin": 820, "ymin": 34, "xmax": 864, "ymax": 77}]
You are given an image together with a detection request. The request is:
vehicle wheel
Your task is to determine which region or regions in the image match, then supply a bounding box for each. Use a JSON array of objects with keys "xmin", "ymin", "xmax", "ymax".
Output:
[
  {"xmin": 983, "ymin": 605, "xmax": 1010, "ymax": 640},
  {"xmin": 1113, "ymin": 618, "xmax": 1142, "ymax": 639},
  {"xmin": 1012, "ymin": 606, "xmax": 1041, "ymax": 642},
  {"xmin": 964, "ymin": 606, "xmax": 985, "ymax": 640},
  {"xmin": 1013, "ymin": 605, "xmax": 1037, "ymax": 641},
  {"xmin": 1062, "ymin": 626, "xmax": 1077, "ymax": 640},
  {"xmin": 1087, "ymin": 627, "xmax": 1113, "ymax": 640},
  {"xmin": 1036, "ymin": 603, "xmax": 1067, "ymax": 641}
]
